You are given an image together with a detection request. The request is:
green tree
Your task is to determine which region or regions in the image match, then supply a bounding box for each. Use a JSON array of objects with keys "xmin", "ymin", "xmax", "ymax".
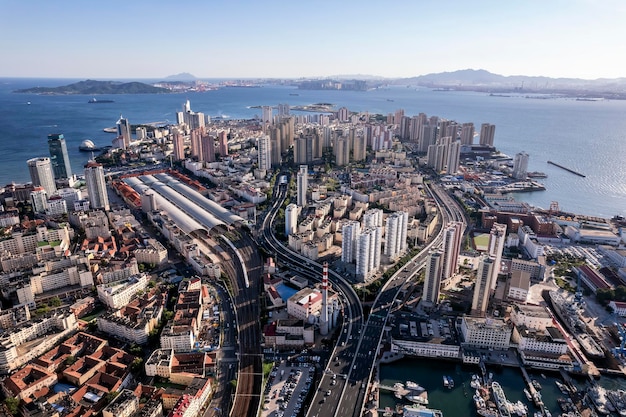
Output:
[
  {"xmin": 4, "ymin": 397, "xmax": 19, "ymax": 415},
  {"xmin": 65, "ymin": 355, "xmax": 77, "ymax": 365},
  {"xmin": 129, "ymin": 343, "xmax": 143, "ymax": 356},
  {"xmin": 131, "ymin": 357, "xmax": 144, "ymax": 373},
  {"xmin": 50, "ymin": 296, "xmax": 62, "ymax": 307}
]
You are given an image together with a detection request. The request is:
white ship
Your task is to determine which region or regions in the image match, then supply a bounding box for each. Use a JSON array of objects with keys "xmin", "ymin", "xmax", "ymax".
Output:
[
  {"xmin": 491, "ymin": 382, "xmax": 512, "ymax": 417},
  {"xmin": 403, "ymin": 404, "xmax": 443, "ymax": 417}
]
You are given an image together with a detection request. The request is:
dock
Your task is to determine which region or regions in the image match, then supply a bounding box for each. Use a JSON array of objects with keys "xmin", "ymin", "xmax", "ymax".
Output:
[{"xmin": 547, "ymin": 160, "xmax": 586, "ymax": 177}]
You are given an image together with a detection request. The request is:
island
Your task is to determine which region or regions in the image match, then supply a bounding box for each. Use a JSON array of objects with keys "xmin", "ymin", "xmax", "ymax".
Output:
[{"xmin": 14, "ymin": 79, "xmax": 170, "ymax": 95}]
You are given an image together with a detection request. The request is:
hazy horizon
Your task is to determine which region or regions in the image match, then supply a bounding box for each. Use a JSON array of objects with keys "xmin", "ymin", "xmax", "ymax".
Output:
[{"xmin": 2, "ymin": 0, "xmax": 625, "ymax": 80}]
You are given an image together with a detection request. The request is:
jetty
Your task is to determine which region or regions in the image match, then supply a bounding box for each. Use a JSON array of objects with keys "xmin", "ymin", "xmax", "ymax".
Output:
[{"xmin": 547, "ymin": 160, "xmax": 586, "ymax": 177}]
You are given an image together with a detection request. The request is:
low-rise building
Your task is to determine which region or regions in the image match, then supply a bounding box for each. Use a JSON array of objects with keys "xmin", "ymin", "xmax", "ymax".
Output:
[
  {"xmin": 1, "ymin": 365, "xmax": 58, "ymax": 400},
  {"xmin": 459, "ymin": 317, "xmax": 512, "ymax": 350},
  {"xmin": 507, "ymin": 270, "xmax": 530, "ymax": 302},
  {"xmin": 97, "ymin": 273, "xmax": 149, "ymax": 309},
  {"xmin": 102, "ymin": 389, "xmax": 138, "ymax": 417}
]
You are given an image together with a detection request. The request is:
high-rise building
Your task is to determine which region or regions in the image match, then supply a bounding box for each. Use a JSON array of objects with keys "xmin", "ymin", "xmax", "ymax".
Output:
[
  {"xmin": 334, "ymin": 136, "xmax": 350, "ymax": 166},
  {"xmin": 513, "ymin": 152, "xmax": 529, "ymax": 180},
  {"xmin": 277, "ymin": 103, "xmax": 290, "ymax": 117},
  {"xmin": 84, "ymin": 161, "xmax": 110, "ymax": 211},
  {"xmin": 27, "ymin": 157, "xmax": 56, "ymax": 195},
  {"xmin": 488, "ymin": 223, "xmax": 507, "ymax": 290},
  {"xmin": 296, "ymin": 165, "xmax": 308, "ymax": 207},
  {"xmin": 337, "ymin": 107, "xmax": 349, "ymax": 122},
  {"xmin": 285, "ymin": 203, "xmax": 299, "ymax": 236},
  {"xmin": 423, "ymin": 251, "xmax": 443, "ymax": 306},
  {"xmin": 218, "ymin": 131, "xmax": 229, "ymax": 156},
  {"xmin": 189, "ymin": 129, "xmax": 202, "ymax": 160},
  {"xmin": 352, "ymin": 132, "xmax": 367, "ymax": 162},
  {"xmin": 257, "ymin": 135, "xmax": 271, "ymax": 171},
  {"xmin": 460, "ymin": 123, "xmax": 475, "ymax": 145},
  {"xmin": 262, "ymin": 106, "xmax": 273, "ymax": 126},
  {"xmin": 363, "ymin": 209, "xmax": 383, "ymax": 228},
  {"xmin": 356, "ymin": 226, "xmax": 381, "ymax": 281},
  {"xmin": 442, "ymin": 221, "xmax": 464, "ymax": 281},
  {"xmin": 472, "ymin": 256, "xmax": 496, "ymax": 316},
  {"xmin": 418, "ymin": 124, "xmax": 436, "ymax": 153},
  {"xmin": 47, "ymin": 134, "xmax": 72, "ymax": 179},
  {"xmin": 479, "ymin": 123, "xmax": 496, "ymax": 147},
  {"xmin": 172, "ymin": 130, "xmax": 185, "ymax": 161},
  {"xmin": 384, "ymin": 211, "xmax": 408, "ymax": 260},
  {"xmin": 30, "ymin": 187, "xmax": 48, "ymax": 213},
  {"xmin": 200, "ymin": 135, "xmax": 215, "ymax": 163},
  {"xmin": 116, "ymin": 115, "xmax": 131, "ymax": 149},
  {"xmin": 341, "ymin": 221, "xmax": 361, "ymax": 263}
]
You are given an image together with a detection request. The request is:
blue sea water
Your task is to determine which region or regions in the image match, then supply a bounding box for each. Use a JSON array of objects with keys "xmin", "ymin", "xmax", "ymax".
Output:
[{"xmin": 1, "ymin": 77, "xmax": 625, "ymax": 218}]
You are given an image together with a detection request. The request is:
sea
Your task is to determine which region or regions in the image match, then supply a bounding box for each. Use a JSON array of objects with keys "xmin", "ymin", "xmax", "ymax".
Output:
[
  {"xmin": 379, "ymin": 357, "xmax": 626, "ymax": 416},
  {"xmin": 1, "ymin": 77, "xmax": 626, "ymax": 218}
]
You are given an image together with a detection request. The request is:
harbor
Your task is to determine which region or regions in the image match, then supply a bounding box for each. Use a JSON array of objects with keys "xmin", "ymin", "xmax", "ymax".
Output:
[{"xmin": 377, "ymin": 357, "xmax": 626, "ymax": 416}]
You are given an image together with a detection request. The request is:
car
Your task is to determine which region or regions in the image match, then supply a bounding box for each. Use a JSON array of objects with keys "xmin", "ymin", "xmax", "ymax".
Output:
[{"xmin": 326, "ymin": 390, "xmax": 331, "ymax": 396}]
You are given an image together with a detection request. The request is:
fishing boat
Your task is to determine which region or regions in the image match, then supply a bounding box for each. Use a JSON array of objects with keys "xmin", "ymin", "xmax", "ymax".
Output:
[
  {"xmin": 443, "ymin": 376, "xmax": 449, "ymax": 388},
  {"xmin": 523, "ymin": 388, "xmax": 532, "ymax": 401},
  {"xmin": 491, "ymin": 382, "xmax": 511, "ymax": 417},
  {"xmin": 531, "ymin": 379, "xmax": 542, "ymax": 391},
  {"xmin": 555, "ymin": 380, "xmax": 569, "ymax": 394},
  {"xmin": 470, "ymin": 374, "xmax": 482, "ymax": 389}
]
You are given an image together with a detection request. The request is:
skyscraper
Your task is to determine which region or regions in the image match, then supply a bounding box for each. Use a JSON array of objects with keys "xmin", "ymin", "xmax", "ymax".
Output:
[
  {"xmin": 363, "ymin": 208, "xmax": 383, "ymax": 229},
  {"xmin": 356, "ymin": 226, "xmax": 381, "ymax": 281},
  {"xmin": 201, "ymin": 135, "xmax": 215, "ymax": 163},
  {"xmin": 84, "ymin": 161, "xmax": 110, "ymax": 211},
  {"xmin": 257, "ymin": 135, "xmax": 271, "ymax": 171},
  {"xmin": 116, "ymin": 115, "xmax": 131, "ymax": 149},
  {"xmin": 218, "ymin": 131, "xmax": 229, "ymax": 156},
  {"xmin": 172, "ymin": 130, "xmax": 185, "ymax": 161},
  {"xmin": 472, "ymin": 256, "xmax": 496, "ymax": 316},
  {"xmin": 423, "ymin": 251, "xmax": 443, "ymax": 306},
  {"xmin": 296, "ymin": 165, "xmax": 308, "ymax": 207},
  {"xmin": 460, "ymin": 122, "xmax": 475, "ymax": 145},
  {"xmin": 479, "ymin": 123, "xmax": 496, "ymax": 147},
  {"xmin": 341, "ymin": 220, "xmax": 361, "ymax": 263},
  {"xmin": 285, "ymin": 203, "xmax": 299, "ymax": 236},
  {"xmin": 513, "ymin": 151, "xmax": 529, "ymax": 180},
  {"xmin": 262, "ymin": 106, "xmax": 273, "ymax": 127},
  {"xmin": 442, "ymin": 221, "xmax": 464, "ymax": 281},
  {"xmin": 488, "ymin": 223, "xmax": 507, "ymax": 290},
  {"xmin": 27, "ymin": 157, "xmax": 56, "ymax": 195},
  {"xmin": 384, "ymin": 211, "xmax": 408, "ymax": 260},
  {"xmin": 47, "ymin": 133, "xmax": 72, "ymax": 179}
]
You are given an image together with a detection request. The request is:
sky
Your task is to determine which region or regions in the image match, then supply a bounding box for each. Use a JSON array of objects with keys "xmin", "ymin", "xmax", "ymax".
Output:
[{"xmin": 1, "ymin": 0, "xmax": 625, "ymax": 80}]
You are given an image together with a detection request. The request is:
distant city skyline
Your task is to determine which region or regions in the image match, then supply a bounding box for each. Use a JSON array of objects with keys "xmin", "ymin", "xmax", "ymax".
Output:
[{"xmin": 1, "ymin": 0, "xmax": 625, "ymax": 80}]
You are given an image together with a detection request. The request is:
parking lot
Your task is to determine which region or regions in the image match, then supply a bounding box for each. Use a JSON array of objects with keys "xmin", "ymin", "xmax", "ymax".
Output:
[{"xmin": 262, "ymin": 361, "xmax": 314, "ymax": 417}]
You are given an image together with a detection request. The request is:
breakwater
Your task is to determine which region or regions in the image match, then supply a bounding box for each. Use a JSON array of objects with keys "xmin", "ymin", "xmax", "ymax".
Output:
[{"xmin": 547, "ymin": 160, "xmax": 586, "ymax": 178}]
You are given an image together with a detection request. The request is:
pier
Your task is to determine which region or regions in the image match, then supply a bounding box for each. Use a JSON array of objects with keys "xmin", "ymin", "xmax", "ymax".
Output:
[
  {"xmin": 547, "ymin": 160, "xmax": 586, "ymax": 177},
  {"xmin": 378, "ymin": 383, "xmax": 411, "ymax": 398}
]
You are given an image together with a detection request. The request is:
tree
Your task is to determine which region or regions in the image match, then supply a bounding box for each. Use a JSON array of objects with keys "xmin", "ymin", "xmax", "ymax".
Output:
[
  {"xmin": 129, "ymin": 343, "xmax": 143, "ymax": 356},
  {"xmin": 4, "ymin": 397, "xmax": 19, "ymax": 415},
  {"xmin": 131, "ymin": 357, "xmax": 144, "ymax": 373},
  {"xmin": 65, "ymin": 355, "xmax": 77, "ymax": 365},
  {"xmin": 50, "ymin": 296, "xmax": 62, "ymax": 307}
]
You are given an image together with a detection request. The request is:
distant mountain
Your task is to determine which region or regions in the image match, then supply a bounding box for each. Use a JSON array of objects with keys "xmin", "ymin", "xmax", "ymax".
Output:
[
  {"xmin": 164, "ymin": 72, "xmax": 197, "ymax": 81},
  {"xmin": 396, "ymin": 69, "xmax": 626, "ymax": 94},
  {"xmin": 14, "ymin": 79, "xmax": 170, "ymax": 94}
]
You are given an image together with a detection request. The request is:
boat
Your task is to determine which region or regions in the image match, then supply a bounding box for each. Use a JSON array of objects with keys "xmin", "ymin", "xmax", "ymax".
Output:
[
  {"xmin": 402, "ymin": 404, "xmax": 443, "ymax": 417},
  {"xmin": 406, "ymin": 393, "xmax": 429, "ymax": 405},
  {"xmin": 508, "ymin": 400, "xmax": 528, "ymax": 416},
  {"xmin": 524, "ymin": 388, "xmax": 533, "ymax": 401},
  {"xmin": 103, "ymin": 127, "xmax": 117, "ymax": 133},
  {"xmin": 588, "ymin": 385, "xmax": 611, "ymax": 415},
  {"xmin": 289, "ymin": 93, "xmax": 299, "ymax": 96},
  {"xmin": 555, "ymin": 380, "xmax": 569, "ymax": 394},
  {"xmin": 607, "ymin": 389, "xmax": 626, "ymax": 417},
  {"xmin": 531, "ymin": 379, "xmax": 542, "ymax": 391},
  {"xmin": 540, "ymin": 374, "xmax": 546, "ymax": 379},
  {"xmin": 447, "ymin": 376, "xmax": 454, "ymax": 389},
  {"xmin": 88, "ymin": 98, "xmax": 114, "ymax": 103},
  {"xmin": 470, "ymin": 374, "xmax": 482, "ymax": 389},
  {"xmin": 405, "ymin": 381, "xmax": 425, "ymax": 392},
  {"xmin": 443, "ymin": 376, "xmax": 449, "ymax": 388},
  {"xmin": 27, "ymin": 101, "xmax": 31, "ymax": 105},
  {"xmin": 491, "ymin": 382, "xmax": 512, "ymax": 417}
]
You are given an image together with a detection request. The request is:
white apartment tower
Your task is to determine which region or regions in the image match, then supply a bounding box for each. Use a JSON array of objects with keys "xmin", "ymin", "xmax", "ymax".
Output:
[
  {"xmin": 285, "ymin": 203, "xmax": 299, "ymax": 236},
  {"xmin": 423, "ymin": 251, "xmax": 443, "ymax": 306},
  {"xmin": 442, "ymin": 221, "xmax": 464, "ymax": 281},
  {"xmin": 27, "ymin": 157, "xmax": 57, "ymax": 196},
  {"xmin": 356, "ymin": 227, "xmax": 381, "ymax": 281},
  {"xmin": 257, "ymin": 135, "xmax": 271, "ymax": 171},
  {"xmin": 488, "ymin": 223, "xmax": 507, "ymax": 290},
  {"xmin": 363, "ymin": 208, "xmax": 383, "ymax": 228},
  {"xmin": 341, "ymin": 221, "xmax": 361, "ymax": 263},
  {"xmin": 472, "ymin": 256, "xmax": 496, "ymax": 316},
  {"xmin": 296, "ymin": 165, "xmax": 308, "ymax": 207},
  {"xmin": 320, "ymin": 263, "xmax": 330, "ymax": 336},
  {"xmin": 460, "ymin": 122, "xmax": 475, "ymax": 145},
  {"xmin": 384, "ymin": 211, "xmax": 408, "ymax": 260},
  {"xmin": 84, "ymin": 161, "xmax": 110, "ymax": 211},
  {"xmin": 513, "ymin": 151, "xmax": 529, "ymax": 180}
]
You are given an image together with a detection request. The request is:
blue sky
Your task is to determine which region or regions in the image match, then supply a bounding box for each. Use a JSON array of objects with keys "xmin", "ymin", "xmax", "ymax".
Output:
[{"xmin": 1, "ymin": 0, "xmax": 624, "ymax": 79}]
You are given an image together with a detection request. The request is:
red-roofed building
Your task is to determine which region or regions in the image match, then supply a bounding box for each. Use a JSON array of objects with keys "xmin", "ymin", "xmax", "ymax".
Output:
[
  {"xmin": 2, "ymin": 365, "xmax": 58, "ymax": 400},
  {"xmin": 609, "ymin": 301, "xmax": 626, "ymax": 317},
  {"xmin": 577, "ymin": 264, "xmax": 611, "ymax": 294}
]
